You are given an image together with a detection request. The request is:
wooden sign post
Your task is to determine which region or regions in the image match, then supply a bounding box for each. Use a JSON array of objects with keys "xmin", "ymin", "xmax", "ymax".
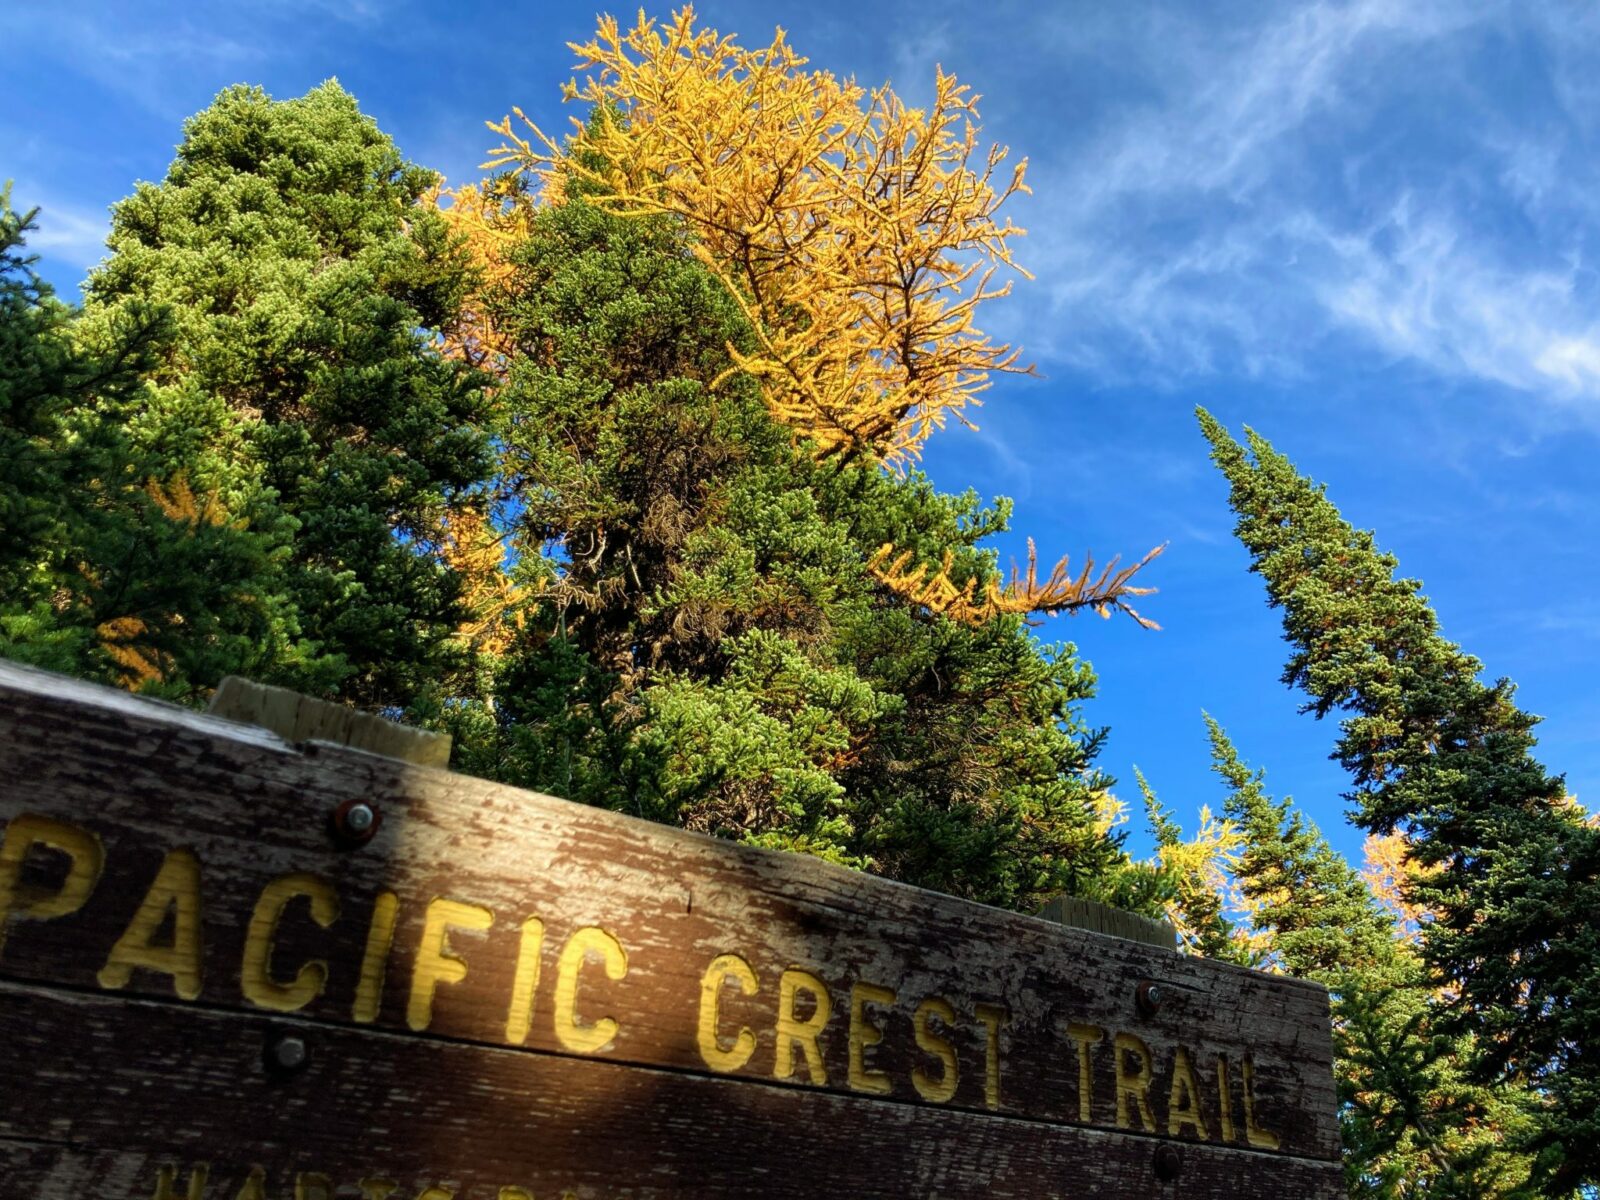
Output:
[{"xmin": 0, "ymin": 661, "xmax": 1343, "ymax": 1198}]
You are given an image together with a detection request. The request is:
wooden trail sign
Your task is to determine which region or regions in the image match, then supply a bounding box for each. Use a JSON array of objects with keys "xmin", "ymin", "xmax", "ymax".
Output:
[{"xmin": 0, "ymin": 662, "xmax": 1343, "ymax": 1198}]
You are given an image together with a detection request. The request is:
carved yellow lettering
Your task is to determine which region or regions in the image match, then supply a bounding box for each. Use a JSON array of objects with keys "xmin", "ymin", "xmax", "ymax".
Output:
[
  {"xmin": 98, "ymin": 847, "xmax": 203, "ymax": 1000},
  {"xmin": 1242, "ymin": 1056, "xmax": 1281, "ymax": 1150},
  {"xmin": 352, "ymin": 891, "xmax": 399, "ymax": 1023},
  {"xmin": 407, "ymin": 897, "xmax": 493, "ymax": 1032},
  {"xmin": 0, "ymin": 813, "xmax": 103, "ymax": 960},
  {"xmin": 241, "ymin": 873, "xmax": 339, "ymax": 1012},
  {"xmin": 697, "ymin": 952, "xmax": 758, "ymax": 1073},
  {"xmin": 847, "ymin": 980, "xmax": 895, "ymax": 1095},
  {"xmin": 505, "ymin": 916, "xmax": 546, "ymax": 1045},
  {"xmin": 1166, "ymin": 1046, "xmax": 1210, "ymax": 1139},
  {"xmin": 234, "ymin": 1167, "xmax": 268, "ymax": 1200},
  {"xmin": 1216, "ymin": 1053, "xmax": 1237, "ymax": 1143},
  {"xmin": 417, "ymin": 1189, "xmax": 455, "ymax": 1200},
  {"xmin": 774, "ymin": 967, "xmax": 830, "ymax": 1085},
  {"xmin": 553, "ymin": 925, "xmax": 628, "ymax": 1053},
  {"xmin": 1066, "ymin": 1021, "xmax": 1104, "ymax": 1123},
  {"xmin": 295, "ymin": 1173, "xmax": 333, "ymax": 1200},
  {"xmin": 911, "ymin": 996, "xmax": 959, "ymax": 1104},
  {"xmin": 1114, "ymin": 1031, "xmax": 1157, "ymax": 1132},
  {"xmin": 152, "ymin": 1162, "xmax": 208, "ymax": 1200},
  {"xmin": 975, "ymin": 1002, "xmax": 1008, "ymax": 1111},
  {"xmin": 498, "ymin": 1190, "xmax": 533, "ymax": 1200},
  {"xmin": 357, "ymin": 1179, "xmax": 398, "ymax": 1200}
]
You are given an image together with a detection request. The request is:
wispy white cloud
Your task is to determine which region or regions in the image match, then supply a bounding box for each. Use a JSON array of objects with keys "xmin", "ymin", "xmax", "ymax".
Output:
[
  {"xmin": 1068, "ymin": 0, "xmax": 1476, "ymax": 207},
  {"xmin": 251, "ymin": 0, "xmax": 390, "ymax": 22},
  {"xmin": 987, "ymin": 0, "xmax": 1600, "ymax": 414},
  {"xmin": 1299, "ymin": 202, "xmax": 1600, "ymax": 404},
  {"xmin": 18, "ymin": 12, "xmax": 265, "ymax": 115},
  {"xmin": 23, "ymin": 198, "xmax": 112, "ymax": 269},
  {"xmin": 10, "ymin": 1, "xmax": 401, "ymax": 119}
]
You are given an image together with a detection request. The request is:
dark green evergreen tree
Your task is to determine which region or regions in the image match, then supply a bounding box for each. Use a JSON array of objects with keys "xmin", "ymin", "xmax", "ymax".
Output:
[
  {"xmin": 433, "ymin": 187, "xmax": 1162, "ymax": 911},
  {"xmin": 1200, "ymin": 409, "xmax": 1597, "ymax": 1192},
  {"xmin": 1, "ymin": 185, "xmax": 294, "ymax": 695},
  {"xmin": 80, "ymin": 82, "xmax": 493, "ymax": 706},
  {"xmin": 0, "ymin": 183, "xmax": 75, "ymax": 601}
]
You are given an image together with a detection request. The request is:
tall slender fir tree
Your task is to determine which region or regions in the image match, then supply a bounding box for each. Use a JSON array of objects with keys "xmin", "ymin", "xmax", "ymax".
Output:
[{"xmin": 1199, "ymin": 409, "xmax": 1599, "ymax": 1192}]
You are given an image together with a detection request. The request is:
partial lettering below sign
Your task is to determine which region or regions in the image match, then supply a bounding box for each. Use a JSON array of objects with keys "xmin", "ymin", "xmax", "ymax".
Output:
[{"xmin": 0, "ymin": 661, "xmax": 1343, "ymax": 1198}]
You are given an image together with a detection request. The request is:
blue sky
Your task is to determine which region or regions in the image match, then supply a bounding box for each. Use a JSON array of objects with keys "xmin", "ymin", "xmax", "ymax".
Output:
[{"xmin": 10, "ymin": 0, "xmax": 1600, "ymax": 867}]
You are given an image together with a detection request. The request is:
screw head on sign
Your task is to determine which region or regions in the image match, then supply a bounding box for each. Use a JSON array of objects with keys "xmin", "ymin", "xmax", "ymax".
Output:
[
  {"xmin": 329, "ymin": 798, "xmax": 381, "ymax": 847},
  {"xmin": 269, "ymin": 1034, "xmax": 308, "ymax": 1072},
  {"xmin": 1153, "ymin": 1143, "xmax": 1182, "ymax": 1182},
  {"xmin": 1135, "ymin": 979, "xmax": 1164, "ymax": 1016}
]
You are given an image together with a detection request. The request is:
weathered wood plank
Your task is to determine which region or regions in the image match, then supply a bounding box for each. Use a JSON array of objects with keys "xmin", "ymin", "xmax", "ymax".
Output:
[
  {"xmin": 0, "ymin": 660, "xmax": 1343, "ymax": 1187},
  {"xmin": 0, "ymin": 983, "xmax": 1344, "ymax": 1198},
  {"xmin": 1037, "ymin": 894, "xmax": 1177, "ymax": 949},
  {"xmin": 207, "ymin": 675, "xmax": 451, "ymax": 768}
]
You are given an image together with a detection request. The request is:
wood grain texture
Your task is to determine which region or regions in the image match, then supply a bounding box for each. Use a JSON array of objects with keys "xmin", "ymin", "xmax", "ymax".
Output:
[
  {"xmin": 0, "ymin": 984, "xmax": 1343, "ymax": 1198},
  {"xmin": 0, "ymin": 661, "xmax": 1344, "ymax": 1196}
]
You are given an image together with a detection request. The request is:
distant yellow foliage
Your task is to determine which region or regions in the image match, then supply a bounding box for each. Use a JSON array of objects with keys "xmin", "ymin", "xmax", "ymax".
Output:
[
  {"xmin": 483, "ymin": 5, "xmax": 1033, "ymax": 468},
  {"xmin": 439, "ymin": 503, "xmax": 525, "ymax": 656},
  {"xmin": 1090, "ymin": 789, "xmax": 1129, "ymax": 838},
  {"xmin": 145, "ymin": 473, "xmax": 229, "ymax": 528},
  {"xmin": 1555, "ymin": 792, "xmax": 1599, "ymax": 829},
  {"xmin": 423, "ymin": 179, "xmax": 536, "ymax": 374},
  {"xmin": 1362, "ymin": 830, "xmax": 1436, "ymax": 943},
  {"xmin": 96, "ymin": 615, "xmax": 167, "ymax": 690},
  {"xmin": 1156, "ymin": 806, "xmax": 1265, "ymax": 960},
  {"xmin": 95, "ymin": 473, "xmax": 230, "ymax": 690},
  {"xmin": 867, "ymin": 539, "xmax": 1164, "ymax": 626}
]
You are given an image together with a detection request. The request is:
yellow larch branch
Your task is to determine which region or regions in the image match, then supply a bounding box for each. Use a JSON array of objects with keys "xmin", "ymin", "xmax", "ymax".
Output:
[
  {"xmin": 438, "ymin": 503, "xmax": 527, "ymax": 656},
  {"xmin": 867, "ymin": 540, "xmax": 1165, "ymax": 627}
]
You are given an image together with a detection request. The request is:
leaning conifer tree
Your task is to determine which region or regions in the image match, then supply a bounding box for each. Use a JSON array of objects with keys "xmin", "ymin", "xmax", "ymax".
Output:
[{"xmin": 1199, "ymin": 409, "xmax": 1599, "ymax": 1192}]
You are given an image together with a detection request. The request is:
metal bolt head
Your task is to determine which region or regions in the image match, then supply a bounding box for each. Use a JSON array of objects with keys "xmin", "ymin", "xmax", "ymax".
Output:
[
  {"xmin": 269, "ymin": 1034, "xmax": 308, "ymax": 1072},
  {"xmin": 330, "ymin": 798, "xmax": 382, "ymax": 847},
  {"xmin": 1153, "ymin": 1143, "xmax": 1182, "ymax": 1181},
  {"xmin": 1136, "ymin": 979, "xmax": 1165, "ymax": 1016}
]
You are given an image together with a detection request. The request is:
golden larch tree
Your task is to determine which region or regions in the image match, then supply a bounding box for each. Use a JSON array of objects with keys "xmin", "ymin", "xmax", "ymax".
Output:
[
  {"xmin": 443, "ymin": 6, "xmax": 1161, "ymax": 627},
  {"xmin": 484, "ymin": 7, "xmax": 1031, "ymax": 467}
]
